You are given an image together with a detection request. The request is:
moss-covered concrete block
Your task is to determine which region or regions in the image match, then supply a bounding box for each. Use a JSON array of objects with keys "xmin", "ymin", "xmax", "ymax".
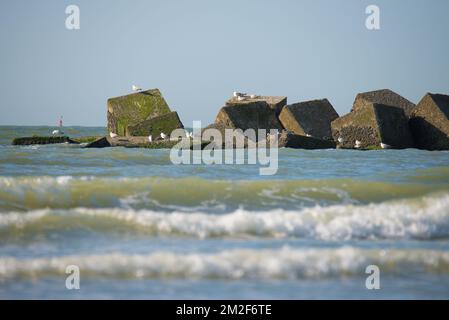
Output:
[
  {"xmin": 331, "ymin": 103, "xmax": 414, "ymax": 149},
  {"xmin": 278, "ymin": 99, "xmax": 338, "ymax": 140},
  {"xmin": 226, "ymin": 95, "xmax": 287, "ymax": 116},
  {"xmin": 107, "ymin": 88, "xmax": 171, "ymax": 136},
  {"xmin": 352, "ymin": 89, "xmax": 415, "ymax": 118},
  {"xmin": 215, "ymin": 101, "xmax": 284, "ymax": 131},
  {"xmin": 126, "ymin": 111, "xmax": 184, "ymax": 137},
  {"xmin": 12, "ymin": 136, "xmax": 78, "ymax": 145},
  {"xmin": 409, "ymin": 93, "xmax": 449, "ymax": 150}
]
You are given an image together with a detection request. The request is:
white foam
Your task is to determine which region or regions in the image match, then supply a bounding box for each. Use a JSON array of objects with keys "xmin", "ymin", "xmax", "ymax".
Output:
[
  {"xmin": 1, "ymin": 247, "xmax": 449, "ymax": 280},
  {"xmin": 1, "ymin": 193, "xmax": 449, "ymax": 240}
]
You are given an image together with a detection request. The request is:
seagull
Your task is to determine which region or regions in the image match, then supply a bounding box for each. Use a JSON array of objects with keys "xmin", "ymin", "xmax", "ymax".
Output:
[
  {"xmin": 132, "ymin": 85, "xmax": 142, "ymax": 92},
  {"xmin": 306, "ymin": 134, "xmax": 312, "ymax": 137},
  {"xmin": 237, "ymin": 96, "xmax": 246, "ymax": 101},
  {"xmin": 355, "ymin": 140, "xmax": 362, "ymax": 149},
  {"xmin": 52, "ymin": 130, "xmax": 63, "ymax": 135},
  {"xmin": 380, "ymin": 142, "xmax": 391, "ymax": 149},
  {"xmin": 148, "ymin": 135, "xmax": 152, "ymax": 142},
  {"xmin": 233, "ymin": 92, "xmax": 247, "ymax": 97},
  {"xmin": 109, "ymin": 132, "xmax": 118, "ymax": 138},
  {"xmin": 185, "ymin": 131, "xmax": 191, "ymax": 138},
  {"xmin": 249, "ymin": 94, "xmax": 258, "ymax": 99},
  {"xmin": 160, "ymin": 132, "xmax": 167, "ymax": 140},
  {"xmin": 337, "ymin": 137, "xmax": 344, "ymax": 144}
]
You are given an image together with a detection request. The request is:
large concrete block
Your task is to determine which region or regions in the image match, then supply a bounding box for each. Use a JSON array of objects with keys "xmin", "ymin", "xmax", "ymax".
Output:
[
  {"xmin": 215, "ymin": 101, "xmax": 284, "ymax": 131},
  {"xmin": 331, "ymin": 103, "xmax": 414, "ymax": 149},
  {"xmin": 278, "ymin": 99, "xmax": 338, "ymax": 140},
  {"xmin": 409, "ymin": 93, "xmax": 449, "ymax": 150},
  {"xmin": 352, "ymin": 89, "xmax": 415, "ymax": 118},
  {"xmin": 107, "ymin": 88, "xmax": 171, "ymax": 136},
  {"xmin": 226, "ymin": 95, "xmax": 287, "ymax": 116}
]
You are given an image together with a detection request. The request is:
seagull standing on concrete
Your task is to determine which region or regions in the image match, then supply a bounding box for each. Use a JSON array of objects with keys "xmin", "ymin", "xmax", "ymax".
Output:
[
  {"xmin": 132, "ymin": 85, "xmax": 142, "ymax": 92},
  {"xmin": 233, "ymin": 91, "xmax": 247, "ymax": 98}
]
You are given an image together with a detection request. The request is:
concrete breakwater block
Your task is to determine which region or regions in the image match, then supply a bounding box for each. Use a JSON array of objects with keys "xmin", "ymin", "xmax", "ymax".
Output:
[
  {"xmin": 278, "ymin": 99, "xmax": 338, "ymax": 140},
  {"xmin": 12, "ymin": 136, "xmax": 78, "ymax": 145},
  {"xmin": 409, "ymin": 93, "xmax": 449, "ymax": 150},
  {"xmin": 107, "ymin": 88, "xmax": 172, "ymax": 136},
  {"xmin": 331, "ymin": 103, "xmax": 414, "ymax": 149}
]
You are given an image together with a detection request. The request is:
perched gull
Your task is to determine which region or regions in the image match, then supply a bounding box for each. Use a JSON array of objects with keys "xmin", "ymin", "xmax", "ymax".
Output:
[
  {"xmin": 148, "ymin": 135, "xmax": 152, "ymax": 143},
  {"xmin": 337, "ymin": 137, "xmax": 344, "ymax": 144},
  {"xmin": 132, "ymin": 85, "xmax": 142, "ymax": 92},
  {"xmin": 160, "ymin": 132, "xmax": 167, "ymax": 140},
  {"xmin": 249, "ymin": 94, "xmax": 258, "ymax": 99},
  {"xmin": 233, "ymin": 92, "xmax": 247, "ymax": 98},
  {"xmin": 380, "ymin": 142, "xmax": 391, "ymax": 149},
  {"xmin": 109, "ymin": 132, "xmax": 118, "ymax": 138},
  {"xmin": 354, "ymin": 140, "xmax": 362, "ymax": 149},
  {"xmin": 185, "ymin": 131, "xmax": 191, "ymax": 138},
  {"xmin": 237, "ymin": 96, "xmax": 246, "ymax": 101},
  {"xmin": 52, "ymin": 130, "xmax": 63, "ymax": 135}
]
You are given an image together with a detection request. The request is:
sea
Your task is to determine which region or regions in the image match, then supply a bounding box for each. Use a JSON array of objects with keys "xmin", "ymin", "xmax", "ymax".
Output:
[{"xmin": 0, "ymin": 126, "xmax": 449, "ymax": 299}]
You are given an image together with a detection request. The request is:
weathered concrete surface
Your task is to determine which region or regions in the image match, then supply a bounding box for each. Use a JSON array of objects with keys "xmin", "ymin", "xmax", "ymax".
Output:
[
  {"xmin": 226, "ymin": 95, "xmax": 287, "ymax": 116},
  {"xmin": 278, "ymin": 99, "xmax": 338, "ymax": 140},
  {"xmin": 107, "ymin": 88, "xmax": 171, "ymax": 136},
  {"xmin": 276, "ymin": 131, "xmax": 336, "ymax": 149},
  {"xmin": 12, "ymin": 136, "xmax": 78, "ymax": 145},
  {"xmin": 409, "ymin": 93, "xmax": 449, "ymax": 150},
  {"xmin": 126, "ymin": 111, "xmax": 184, "ymax": 137},
  {"xmin": 352, "ymin": 89, "xmax": 415, "ymax": 118},
  {"xmin": 84, "ymin": 136, "xmax": 209, "ymax": 149},
  {"xmin": 331, "ymin": 103, "xmax": 414, "ymax": 149},
  {"xmin": 215, "ymin": 101, "xmax": 284, "ymax": 131}
]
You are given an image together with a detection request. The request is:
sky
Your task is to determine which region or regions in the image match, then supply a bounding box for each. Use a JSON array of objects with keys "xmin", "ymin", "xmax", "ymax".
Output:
[{"xmin": 0, "ymin": 0, "xmax": 448, "ymax": 126}]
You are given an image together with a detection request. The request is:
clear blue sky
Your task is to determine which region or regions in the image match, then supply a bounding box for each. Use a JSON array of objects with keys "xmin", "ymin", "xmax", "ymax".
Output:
[{"xmin": 1, "ymin": 0, "xmax": 448, "ymax": 126}]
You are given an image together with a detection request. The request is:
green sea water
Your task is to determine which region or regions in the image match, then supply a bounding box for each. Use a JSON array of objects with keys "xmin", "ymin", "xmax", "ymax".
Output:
[{"xmin": 1, "ymin": 126, "xmax": 449, "ymax": 299}]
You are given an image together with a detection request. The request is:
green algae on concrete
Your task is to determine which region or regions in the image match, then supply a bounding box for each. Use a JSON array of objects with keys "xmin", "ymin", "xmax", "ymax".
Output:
[
  {"xmin": 12, "ymin": 136, "xmax": 78, "ymax": 145},
  {"xmin": 107, "ymin": 88, "xmax": 172, "ymax": 136},
  {"xmin": 126, "ymin": 111, "xmax": 184, "ymax": 137}
]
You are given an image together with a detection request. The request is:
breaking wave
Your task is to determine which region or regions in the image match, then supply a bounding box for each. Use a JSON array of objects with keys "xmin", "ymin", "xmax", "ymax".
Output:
[
  {"xmin": 1, "ymin": 193, "xmax": 449, "ymax": 240},
  {"xmin": 1, "ymin": 247, "xmax": 449, "ymax": 280}
]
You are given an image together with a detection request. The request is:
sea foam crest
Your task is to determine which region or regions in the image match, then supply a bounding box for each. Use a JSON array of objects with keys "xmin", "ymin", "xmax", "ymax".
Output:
[
  {"xmin": 1, "ymin": 247, "xmax": 449, "ymax": 280},
  {"xmin": 1, "ymin": 193, "xmax": 449, "ymax": 240}
]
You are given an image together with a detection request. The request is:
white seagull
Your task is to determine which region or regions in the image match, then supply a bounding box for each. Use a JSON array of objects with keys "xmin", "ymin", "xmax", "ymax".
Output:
[
  {"xmin": 355, "ymin": 140, "xmax": 362, "ymax": 149},
  {"xmin": 233, "ymin": 91, "xmax": 247, "ymax": 97},
  {"xmin": 337, "ymin": 137, "xmax": 344, "ymax": 144},
  {"xmin": 148, "ymin": 135, "xmax": 152, "ymax": 143},
  {"xmin": 237, "ymin": 96, "xmax": 246, "ymax": 101},
  {"xmin": 52, "ymin": 130, "xmax": 63, "ymax": 135},
  {"xmin": 160, "ymin": 132, "xmax": 167, "ymax": 140},
  {"xmin": 380, "ymin": 142, "xmax": 391, "ymax": 149},
  {"xmin": 249, "ymin": 94, "xmax": 258, "ymax": 99},
  {"xmin": 132, "ymin": 85, "xmax": 142, "ymax": 92},
  {"xmin": 109, "ymin": 132, "xmax": 118, "ymax": 138},
  {"xmin": 185, "ymin": 131, "xmax": 191, "ymax": 138}
]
